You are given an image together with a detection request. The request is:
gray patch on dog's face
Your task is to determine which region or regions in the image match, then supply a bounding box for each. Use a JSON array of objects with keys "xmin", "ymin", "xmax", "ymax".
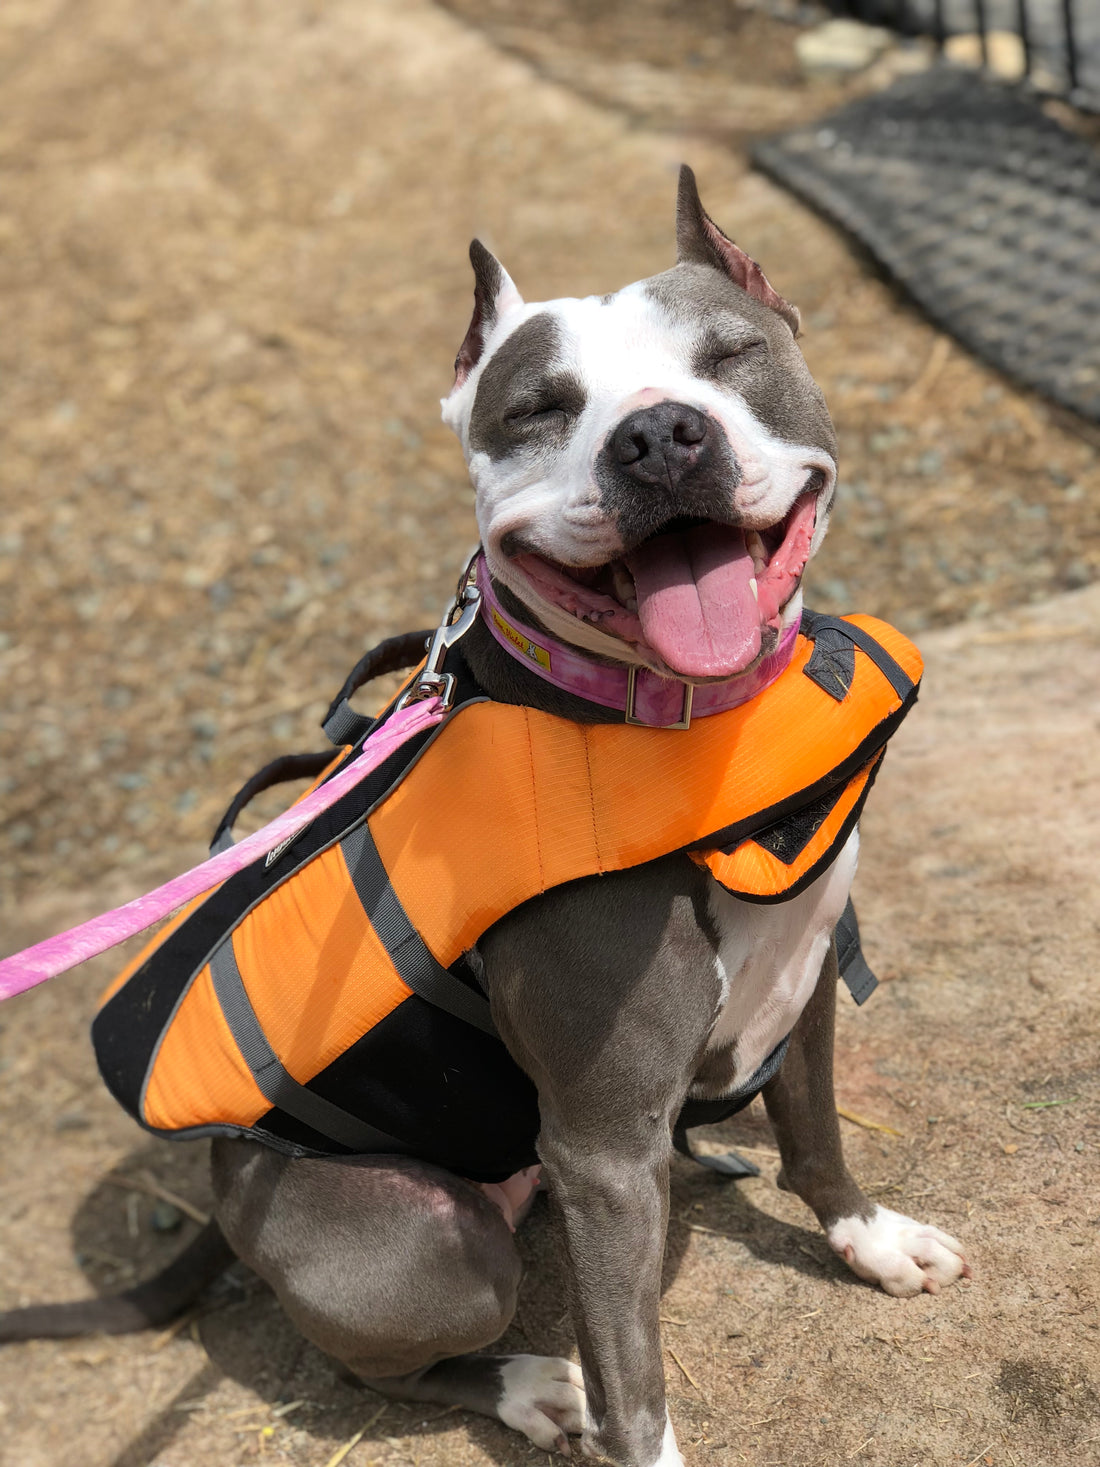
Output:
[
  {"xmin": 468, "ymin": 312, "xmax": 587, "ymax": 462},
  {"xmin": 645, "ymin": 264, "xmax": 837, "ymax": 461}
]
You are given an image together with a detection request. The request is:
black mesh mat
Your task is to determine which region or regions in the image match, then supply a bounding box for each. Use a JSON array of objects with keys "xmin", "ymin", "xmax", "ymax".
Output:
[{"xmin": 753, "ymin": 70, "xmax": 1100, "ymax": 422}]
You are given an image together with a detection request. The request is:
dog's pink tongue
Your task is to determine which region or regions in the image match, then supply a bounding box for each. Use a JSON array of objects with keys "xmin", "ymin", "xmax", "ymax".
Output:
[{"xmin": 626, "ymin": 523, "xmax": 761, "ymax": 678}]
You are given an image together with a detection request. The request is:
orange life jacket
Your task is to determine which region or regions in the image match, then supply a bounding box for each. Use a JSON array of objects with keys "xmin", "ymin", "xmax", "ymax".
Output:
[{"xmin": 92, "ymin": 611, "xmax": 921, "ymax": 1182}]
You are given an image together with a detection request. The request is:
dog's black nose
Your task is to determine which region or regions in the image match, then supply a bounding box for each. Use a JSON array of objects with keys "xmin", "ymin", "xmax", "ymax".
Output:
[{"xmin": 611, "ymin": 402, "xmax": 711, "ymax": 486}]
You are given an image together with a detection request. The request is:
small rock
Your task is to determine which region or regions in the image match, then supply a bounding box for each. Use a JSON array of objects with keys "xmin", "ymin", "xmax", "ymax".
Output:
[
  {"xmin": 868, "ymin": 427, "xmax": 909, "ymax": 454},
  {"xmin": 54, "ymin": 1110, "xmax": 92, "ymax": 1132},
  {"xmin": 817, "ymin": 576, "xmax": 850, "ymax": 603},
  {"xmin": 795, "ymin": 20, "xmax": 893, "ymax": 78},
  {"xmin": 1062, "ymin": 561, "xmax": 1092, "ymax": 589},
  {"xmin": 916, "ymin": 449, "xmax": 944, "ymax": 477},
  {"xmin": 150, "ymin": 1201, "xmax": 183, "ymax": 1233}
]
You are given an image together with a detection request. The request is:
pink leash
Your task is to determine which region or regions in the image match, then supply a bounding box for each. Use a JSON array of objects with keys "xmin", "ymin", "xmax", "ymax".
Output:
[{"xmin": 0, "ymin": 698, "xmax": 445, "ymax": 1002}]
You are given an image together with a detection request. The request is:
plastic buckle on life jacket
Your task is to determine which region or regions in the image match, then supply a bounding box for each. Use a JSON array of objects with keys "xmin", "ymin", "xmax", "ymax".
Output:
[
  {"xmin": 395, "ymin": 554, "xmax": 481, "ymax": 715},
  {"xmin": 624, "ymin": 667, "xmax": 694, "ymax": 730}
]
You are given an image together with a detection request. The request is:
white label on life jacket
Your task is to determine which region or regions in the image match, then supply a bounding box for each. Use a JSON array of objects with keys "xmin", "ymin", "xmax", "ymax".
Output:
[{"xmin": 265, "ymin": 826, "xmax": 310, "ymax": 869}]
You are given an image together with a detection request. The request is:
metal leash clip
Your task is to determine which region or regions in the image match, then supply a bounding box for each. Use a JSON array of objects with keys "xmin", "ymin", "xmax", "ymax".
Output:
[{"xmin": 394, "ymin": 550, "xmax": 482, "ymax": 714}]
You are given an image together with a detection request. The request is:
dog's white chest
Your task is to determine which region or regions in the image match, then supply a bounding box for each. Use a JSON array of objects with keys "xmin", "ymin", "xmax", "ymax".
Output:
[{"xmin": 700, "ymin": 830, "xmax": 859, "ymax": 1090}]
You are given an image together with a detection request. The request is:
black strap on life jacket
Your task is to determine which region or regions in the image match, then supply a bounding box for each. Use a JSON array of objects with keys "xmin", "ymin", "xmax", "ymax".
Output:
[
  {"xmin": 673, "ymin": 1034, "xmax": 791, "ymax": 1178},
  {"xmin": 835, "ymin": 897, "xmax": 877, "ymax": 1005},
  {"xmin": 801, "ymin": 610, "xmax": 916, "ymax": 704}
]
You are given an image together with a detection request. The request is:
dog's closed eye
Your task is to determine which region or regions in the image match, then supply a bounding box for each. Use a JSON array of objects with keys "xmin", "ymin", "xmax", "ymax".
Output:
[
  {"xmin": 707, "ymin": 337, "xmax": 768, "ymax": 370},
  {"xmin": 505, "ymin": 400, "xmax": 571, "ymax": 423},
  {"xmin": 501, "ymin": 368, "xmax": 587, "ymax": 429}
]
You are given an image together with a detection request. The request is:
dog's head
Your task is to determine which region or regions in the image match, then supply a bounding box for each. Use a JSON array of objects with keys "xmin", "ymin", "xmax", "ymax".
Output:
[{"xmin": 442, "ymin": 166, "xmax": 837, "ymax": 683}]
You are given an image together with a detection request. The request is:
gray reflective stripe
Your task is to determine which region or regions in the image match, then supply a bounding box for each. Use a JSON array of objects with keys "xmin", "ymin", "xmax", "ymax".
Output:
[
  {"xmin": 341, "ymin": 822, "xmax": 498, "ymax": 1036},
  {"xmin": 323, "ymin": 698, "xmax": 373, "ymax": 747},
  {"xmin": 209, "ymin": 828, "xmax": 236, "ymax": 855},
  {"xmin": 207, "ymin": 938, "xmax": 411, "ymax": 1152}
]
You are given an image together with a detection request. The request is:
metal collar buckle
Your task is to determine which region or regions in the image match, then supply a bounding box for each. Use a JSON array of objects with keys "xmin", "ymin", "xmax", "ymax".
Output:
[
  {"xmin": 624, "ymin": 667, "xmax": 693, "ymax": 730},
  {"xmin": 394, "ymin": 553, "xmax": 481, "ymax": 715}
]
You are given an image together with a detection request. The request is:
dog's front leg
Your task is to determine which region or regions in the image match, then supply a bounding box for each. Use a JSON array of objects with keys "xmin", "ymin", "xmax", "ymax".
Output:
[
  {"xmin": 537, "ymin": 1108, "xmax": 680, "ymax": 1465},
  {"xmin": 763, "ymin": 939, "xmax": 970, "ymax": 1297},
  {"xmin": 481, "ymin": 859, "xmax": 719, "ymax": 1466}
]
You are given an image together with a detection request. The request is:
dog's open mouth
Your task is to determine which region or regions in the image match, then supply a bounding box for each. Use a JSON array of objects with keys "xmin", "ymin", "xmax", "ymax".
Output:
[{"xmin": 512, "ymin": 492, "xmax": 818, "ymax": 680}]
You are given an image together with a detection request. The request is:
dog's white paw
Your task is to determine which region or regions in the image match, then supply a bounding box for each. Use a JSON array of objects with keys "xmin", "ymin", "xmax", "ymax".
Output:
[
  {"xmin": 498, "ymin": 1354, "xmax": 586, "ymax": 1454},
  {"xmin": 828, "ymin": 1205, "xmax": 971, "ymax": 1298}
]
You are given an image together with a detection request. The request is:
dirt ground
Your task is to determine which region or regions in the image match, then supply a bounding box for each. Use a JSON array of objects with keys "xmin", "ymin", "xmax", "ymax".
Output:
[{"xmin": 0, "ymin": 2, "xmax": 1098, "ymax": 1464}]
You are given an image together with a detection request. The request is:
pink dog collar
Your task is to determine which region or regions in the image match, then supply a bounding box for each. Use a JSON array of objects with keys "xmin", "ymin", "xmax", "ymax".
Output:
[{"xmin": 476, "ymin": 557, "xmax": 800, "ymax": 729}]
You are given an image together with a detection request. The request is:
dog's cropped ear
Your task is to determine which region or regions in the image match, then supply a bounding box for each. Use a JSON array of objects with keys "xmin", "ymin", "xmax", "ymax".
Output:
[
  {"xmin": 676, "ymin": 165, "xmax": 801, "ymax": 336},
  {"xmin": 452, "ymin": 240, "xmax": 524, "ymax": 388}
]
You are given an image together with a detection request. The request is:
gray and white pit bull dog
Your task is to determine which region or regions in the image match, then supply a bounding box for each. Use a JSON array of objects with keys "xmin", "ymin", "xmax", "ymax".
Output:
[{"xmin": 5, "ymin": 169, "xmax": 970, "ymax": 1466}]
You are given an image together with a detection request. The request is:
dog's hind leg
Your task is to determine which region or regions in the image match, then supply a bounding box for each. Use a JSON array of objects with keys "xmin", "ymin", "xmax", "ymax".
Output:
[
  {"xmin": 210, "ymin": 1140, "xmax": 585, "ymax": 1453},
  {"xmin": 761, "ymin": 940, "xmax": 869, "ymax": 1226},
  {"xmin": 762, "ymin": 939, "xmax": 971, "ymax": 1298}
]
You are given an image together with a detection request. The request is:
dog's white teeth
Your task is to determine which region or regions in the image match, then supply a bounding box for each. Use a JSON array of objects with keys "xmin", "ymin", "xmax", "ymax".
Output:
[
  {"xmin": 748, "ymin": 577, "xmax": 758, "ymax": 601},
  {"xmin": 611, "ymin": 564, "xmax": 635, "ymax": 608},
  {"xmin": 746, "ymin": 531, "xmax": 767, "ymax": 574}
]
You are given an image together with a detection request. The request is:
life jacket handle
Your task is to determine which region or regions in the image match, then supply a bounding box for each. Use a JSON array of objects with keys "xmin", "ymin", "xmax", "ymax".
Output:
[
  {"xmin": 209, "ymin": 751, "xmax": 336, "ymax": 856},
  {"xmin": 215, "ymin": 624, "xmax": 456, "ymax": 853},
  {"xmin": 321, "ymin": 629, "xmax": 434, "ymax": 746}
]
